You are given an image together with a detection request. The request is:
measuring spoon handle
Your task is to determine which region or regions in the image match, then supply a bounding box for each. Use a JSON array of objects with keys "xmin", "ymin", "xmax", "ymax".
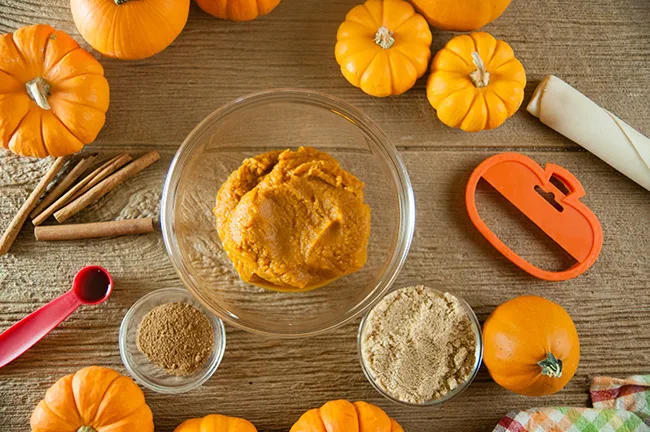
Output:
[{"xmin": 0, "ymin": 290, "xmax": 82, "ymax": 368}]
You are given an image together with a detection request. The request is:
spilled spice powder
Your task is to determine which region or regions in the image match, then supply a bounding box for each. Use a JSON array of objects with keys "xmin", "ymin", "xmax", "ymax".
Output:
[
  {"xmin": 361, "ymin": 285, "xmax": 478, "ymax": 404},
  {"xmin": 137, "ymin": 302, "xmax": 214, "ymax": 376}
]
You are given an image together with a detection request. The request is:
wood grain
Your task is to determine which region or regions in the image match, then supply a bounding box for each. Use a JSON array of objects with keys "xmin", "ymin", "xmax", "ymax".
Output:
[{"xmin": 1, "ymin": 1, "xmax": 649, "ymax": 431}]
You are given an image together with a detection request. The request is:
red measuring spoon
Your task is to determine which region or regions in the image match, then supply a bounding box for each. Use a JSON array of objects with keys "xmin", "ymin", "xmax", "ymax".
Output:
[{"xmin": 0, "ymin": 266, "xmax": 112, "ymax": 368}]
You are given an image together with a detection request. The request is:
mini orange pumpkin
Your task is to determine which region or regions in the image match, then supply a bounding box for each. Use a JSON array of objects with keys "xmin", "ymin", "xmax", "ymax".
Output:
[
  {"xmin": 174, "ymin": 414, "xmax": 257, "ymax": 432},
  {"xmin": 335, "ymin": 0, "xmax": 432, "ymax": 97},
  {"xmin": 411, "ymin": 0, "xmax": 512, "ymax": 31},
  {"xmin": 290, "ymin": 400, "xmax": 403, "ymax": 432},
  {"xmin": 482, "ymin": 296, "xmax": 580, "ymax": 397},
  {"xmin": 30, "ymin": 366, "xmax": 154, "ymax": 432},
  {"xmin": 427, "ymin": 32, "xmax": 526, "ymax": 132},
  {"xmin": 195, "ymin": 0, "xmax": 281, "ymax": 21},
  {"xmin": 70, "ymin": 0, "xmax": 190, "ymax": 60},
  {"xmin": 0, "ymin": 24, "xmax": 110, "ymax": 158}
]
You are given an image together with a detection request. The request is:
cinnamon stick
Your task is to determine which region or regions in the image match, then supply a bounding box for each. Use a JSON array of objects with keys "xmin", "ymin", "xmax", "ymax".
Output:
[
  {"xmin": 29, "ymin": 155, "xmax": 97, "ymax": 219},
  {"xmin": 0, "ymin": 157, "xmax": 67, "ymax": 255},
  {"xmin": 32, "ymin": 153, "xmax": 132, "ymax": 226},
  {"xmin": 54, "ymin": 151, "xmax": 161, "ymax": 223},
  {"xmin": 34, "ymin": 218, "xmax": 154, "ymax": 241},
  {"xmin": 69, "ymin": 153, "xmax": 131, "ymax": 201}
]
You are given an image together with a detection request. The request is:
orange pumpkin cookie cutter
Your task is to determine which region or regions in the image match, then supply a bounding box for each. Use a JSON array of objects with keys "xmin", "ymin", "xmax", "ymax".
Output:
[{"xmin": 465, "ymin": 153, "xmax": 603, "ymax": 281}]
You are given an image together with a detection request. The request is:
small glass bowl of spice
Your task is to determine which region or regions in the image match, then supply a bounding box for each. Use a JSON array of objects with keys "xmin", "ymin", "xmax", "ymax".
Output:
[
  {"xmin": 358, "ymin": 285, "xmax": 483, "ymax": 407},
  {"xmin": 119, "ymin": 288, "xmax": 226, "ymax": 394}
]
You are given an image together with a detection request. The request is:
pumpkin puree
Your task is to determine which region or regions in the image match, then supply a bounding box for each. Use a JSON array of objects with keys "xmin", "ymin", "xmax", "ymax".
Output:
[{"xmin": 214, "ymin": 147, "xmax": 371, "ymax": 292}]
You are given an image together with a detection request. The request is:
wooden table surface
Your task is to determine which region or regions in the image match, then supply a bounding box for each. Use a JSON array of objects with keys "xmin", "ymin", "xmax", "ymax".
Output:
[{"xmin": 1, "ymin": 1, "xmax": 650, "ymax": 431}]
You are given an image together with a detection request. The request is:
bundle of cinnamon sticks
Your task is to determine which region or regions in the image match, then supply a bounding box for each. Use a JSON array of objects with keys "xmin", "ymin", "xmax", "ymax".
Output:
[{"xmin": 0, "ymin": 151, "xmax": 160, "ymax": 255}]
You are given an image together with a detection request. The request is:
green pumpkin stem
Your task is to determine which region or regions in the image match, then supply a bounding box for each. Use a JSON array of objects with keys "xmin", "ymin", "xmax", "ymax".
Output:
[
  {"xmin": 374, "ymin": 26, "xmax": 395, "ymax": 50},
  {"xmin": 469, "ymin": 51, "xmax": 490, "ymax": 88},
  {"xmin": 77, "ymin": 427, "xmax": 97, "ymax": 432},
  {"xmin": 114, "ymin": 0, "xmax": 129, "ymax": 4},
  {"xmin": 25, "ymin": 77, "xmax": 51, "ymax": 110},
  {"xmin": 538, "ymin": 352, "xmax": 563, "ymax": 378}
]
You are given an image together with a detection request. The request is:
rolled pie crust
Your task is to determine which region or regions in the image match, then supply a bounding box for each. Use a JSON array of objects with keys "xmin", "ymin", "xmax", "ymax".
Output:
[{"xmin": 527, "ymin": 75, "xmax": 650, "ymax": 192}]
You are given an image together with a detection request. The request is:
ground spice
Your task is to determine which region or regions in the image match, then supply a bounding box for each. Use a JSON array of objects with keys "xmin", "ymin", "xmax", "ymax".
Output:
[
  {"xmin": 137, "ymin": 302, "xmax": 214, "ymax": 376},
  {"xmin": 361, "ymin": 285, "xmax": 478, "ymax": 404}
]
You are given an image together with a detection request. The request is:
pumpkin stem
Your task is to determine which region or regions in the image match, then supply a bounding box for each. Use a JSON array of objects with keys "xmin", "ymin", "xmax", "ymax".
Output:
[
  {"xmin": 538, "ymin": 352, "xmax": 563, "ymax": 378},
  {"xmin": 77, "ymin": 427, "xmax": 97, "ymax": 432},
  {"xmin": 25, "ymin": 77, "xmax": 51, "ymax": 110},
  {"xmin": 114, "ymin": 0, "xmax": 128, "ymax": 4},
  {"xmin": 469, "ymin": 52, "xmax": 490, "ymax": 88},
  {"xmin": 374, "ymin": 26, "xmax": 395, "ymax": 49}
]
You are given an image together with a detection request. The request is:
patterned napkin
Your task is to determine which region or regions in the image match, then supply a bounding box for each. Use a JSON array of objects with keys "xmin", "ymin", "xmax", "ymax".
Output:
[{"xmin": 493, "ymin": 375, "xmax": 650, "ymax": 432}]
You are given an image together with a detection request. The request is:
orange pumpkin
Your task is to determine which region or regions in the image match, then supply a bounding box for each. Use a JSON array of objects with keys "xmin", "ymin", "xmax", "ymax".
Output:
[
  {"xmin": 30, "ymin": 366, "xmax": 154, "ymax": 432},
  {"xmin": 290, "ymin": 400, "xmax": 403, "ymax": 432},
  {"xmin": 174, "ymin": 414, "xmax": 257, "ymax": 432},
  {"xmin": 335, "ymin": 0, "xmax": 432, "ymax": 97},
  {"xmin": 195, "ymin": 0, "xmax": 281, "ymax": 21},
  {"xmin": 482, "ymin": 296, "xmax": 580, "ymax": 397},
  {"xmin": 426, "ymin": 32, "xmax": 526, "ymax": 132},
  {"xmin": 0, "ymin": 24, "xmax": 109, "ymax": 158},
  {"xmin": 411, "ymin": 0, "xmax": 512, "ymax": 31},
  {"xmin": 70, "ymin": 0, "xmax": 190, "ymax": 60}
]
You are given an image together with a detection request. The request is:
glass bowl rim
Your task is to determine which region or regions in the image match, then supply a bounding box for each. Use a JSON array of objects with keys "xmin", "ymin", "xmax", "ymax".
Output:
[
  {"xmin": 357, "ymin": 285, "xmax": 484, "ymax": 407},
  {"xmin": 118, "ymin": 287, "xmax": 227, "ymax": 394},
  {"xmin": 160, "ymin": 88, "xmax": 415, "ymax": 338}
]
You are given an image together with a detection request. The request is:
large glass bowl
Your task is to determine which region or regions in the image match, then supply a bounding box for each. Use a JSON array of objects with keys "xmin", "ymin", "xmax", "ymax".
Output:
[{"xmin": 161, "ymin": 89, "xmax": 414, "ymax": 338}]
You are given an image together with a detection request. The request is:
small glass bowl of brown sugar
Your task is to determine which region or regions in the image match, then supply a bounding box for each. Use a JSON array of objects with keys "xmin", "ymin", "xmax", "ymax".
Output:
[
  {"xmin": 119, "ymin": 288, "xmax": 226, "ymax": 394},
  {"xmin": 357, "ymin": 285, "xmax": 483, "ymax": 407}
]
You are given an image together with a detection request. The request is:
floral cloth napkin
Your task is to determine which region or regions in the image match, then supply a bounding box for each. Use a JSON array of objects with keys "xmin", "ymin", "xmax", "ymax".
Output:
[{"xmin": 493, "ymin": 375, "xmax": 650, "ymax": 432}]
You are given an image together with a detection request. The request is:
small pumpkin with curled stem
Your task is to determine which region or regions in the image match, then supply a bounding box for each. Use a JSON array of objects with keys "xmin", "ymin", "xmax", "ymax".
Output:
[
  {"xmin": 174, "ymin": 414, "xmax": 258, "ymax": 432},
  {"xmin": 70, "ymin": 0, "xmax": 190, "ymax": 60},
  {"xmin": 335, "ymin": 0, "xmax": 432, "ymax": 97},
  {"xmin": 30, "ymin": 366, "xmax": 154, "ymax": 432},
  {"xmin": 411, "ymin": 0, "xmax": 513, "ymax": 31},
  {"xmin": 0, "ymin": 24, "xmax": 109, "ymax": 158},
  {"xmin": 290, "ymin": 400, "xmax": 404, "ymax": 432},
  {"xmin": 426, "ymin": 32, "xmax": 526, "ymax": 132},
  {"xmin": 482, "ymin": 296, "xmax": 580, "ymax": 396},
  {"xmin": 195, "ymin": 0, "xmax": 281, "ymax": 21}
]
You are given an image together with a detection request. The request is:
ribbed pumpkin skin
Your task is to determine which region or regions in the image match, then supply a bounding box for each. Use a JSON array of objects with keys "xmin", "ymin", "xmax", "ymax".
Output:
[
  {"xmin": 30, "ymin": 366, "xmax": 154, "ymax": 432},
  {"xmin": 335, "ymin": 0, "xmax": 432, "ymax": 97},
  {"xmin": 0, "ymin": 24, "xmax": 109, "ymax": 158},
  {"xmin": 174, "ymin": 414, "xmax": 258, "ymax": 432},
  {"xmin": 482, "ymin": 296, "xmax": 580, "ymax": 396},
  {"xmin": 411, "ymin": 0, "xmax": 512, "ymax": 31},
  {"xmin": 70, "ymin": 0, "xmax": 190, "ymax": 60},
  {"xmin": 427, "ymin": 32, "xmax": 526, "ymax": 132},
  {"xmin": 194, "ymin": 0, "xmax": 281, "ymax": 21},
  {"xmin": 290, "ymin": 400, "xmax": 404, "ymax": 432}
]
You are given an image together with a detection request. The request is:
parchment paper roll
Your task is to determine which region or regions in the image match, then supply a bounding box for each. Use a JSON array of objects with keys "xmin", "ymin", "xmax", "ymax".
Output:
[{"xmin": 527, "ymin": 75, "xmax": 650, "ymax": 192}]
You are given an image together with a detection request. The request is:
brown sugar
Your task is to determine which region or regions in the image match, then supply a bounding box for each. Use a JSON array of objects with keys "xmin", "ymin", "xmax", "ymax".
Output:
[
  {"xmin": 360, "ymin": 285, "xmax": 478, "ymax": 404},
  {"xmin": 137, "ymin": 302, "xmax": 214, "ymax": 376}
]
